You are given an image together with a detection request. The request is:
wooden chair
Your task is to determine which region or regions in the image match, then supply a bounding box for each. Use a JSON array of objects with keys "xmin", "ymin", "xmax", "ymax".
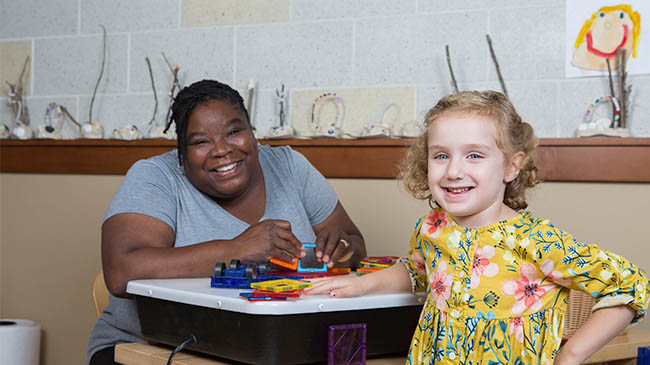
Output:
[{"xmin": 92, "ymin": 271, "xmax": 110, "ymax": 317}]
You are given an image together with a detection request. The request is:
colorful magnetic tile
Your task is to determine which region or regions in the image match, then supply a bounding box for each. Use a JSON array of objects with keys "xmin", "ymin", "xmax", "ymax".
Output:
[
  {"xmin": 359, "ymin": 256, "xmax": 399, "ymax": 268},
  {"xmin": 270, "ymin": 257, "xmax": 298, "ymax": 271},
  {"xmin": 254, "ymin": 289, "xmax": 301, "ymax": 298},
  {"xmin": 355, "ymin": 267, "xmax": 383, "ymax": 275},
  {"xmin": 297, "ymin": 243, "xmax": 328, "ymax": 273},
  {"xmin": 328, "ymin": 323, "xmax": 366, "ymax": 365},
  {"xmin": 250, "ymin": 278, "xmax": 312, "ymax": 293},
  {"xmin": 239, "ymin": 292, "xmax": 287, "ymax": 301},
  {"xmin": 329, "ymin": 268, "xmax": 351, "ymax": 274}
]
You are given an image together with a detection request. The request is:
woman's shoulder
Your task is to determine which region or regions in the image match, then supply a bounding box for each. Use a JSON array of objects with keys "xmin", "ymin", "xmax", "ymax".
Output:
[
  {"xmin": 259, "ymin": 144, "xmax": 313, "ymax": 172},
  {"xmin": 125, "ymin": 150, "xmax": 182, "ymax": 182},
  {"xmin": 259, "ymin": 144, "xmax": 298, "ymax": 161}
]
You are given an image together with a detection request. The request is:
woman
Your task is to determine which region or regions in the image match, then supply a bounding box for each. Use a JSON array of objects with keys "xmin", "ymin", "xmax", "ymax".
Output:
[{"xmin": 87, "ymin": 80, "xmax": 366, "ymax": 364}]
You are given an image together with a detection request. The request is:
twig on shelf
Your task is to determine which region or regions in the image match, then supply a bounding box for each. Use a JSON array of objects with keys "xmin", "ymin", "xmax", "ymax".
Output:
[
  {"xmin": 145, "ymin": 57, "xmax": 158, "ymax": 126},
  {"xmin": 162, "ymin": 52, "xmax": 181, "ymax": 133},
  {"xmin": 89, "ymin": 25, "xmax": 107, "ymax": 123},
  {"xmin": 616, "ymin": 49, "xmax": 628, "ymax": 128},
  {"xmin": 486, "ymin": 34, "xmax": 508, "ymax": 97},
  {"xmin": 606, "ymin": 58, "xmax": 617, "ymax": 126},
  {"xmin": 445, "ymin": 45, "xmax": 459, "ymax": 93}
]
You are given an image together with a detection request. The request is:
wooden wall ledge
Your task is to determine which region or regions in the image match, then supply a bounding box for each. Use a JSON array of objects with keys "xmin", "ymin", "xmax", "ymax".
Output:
[{"xmin": 1, "ymin": 138, "xmax": 649, "ymax": 182}]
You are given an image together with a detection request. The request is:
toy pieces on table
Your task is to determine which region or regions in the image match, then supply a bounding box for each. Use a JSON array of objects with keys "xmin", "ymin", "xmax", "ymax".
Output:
[
  {"xmin": 251, "ymin": 278, "xmax": 312, "ymax": 293},
  {"xmin": 210, "ymin": 259, "xmax": 279, "ymax": 289},
  {"xmin": 254, "ymin": 289, "xmax": 302, "ymax": 298},
  {"xmin": 239, "ymin": 289, "xmax": 302, "ymax": 301},
  {"xmin": 359, "ymin": 256, "xmax": 399, "ymax": 268},
  {"xmin": 297, "ymin": 243, "xmax": 327, "ymax": 273},
  {"xmin": 269, "ymin": 257, "xmax": 298, "ymax": 271},
  {"xmin": 328, "ymin": 323, "xmax": 367, "ymax": 365},
  {"xmin": 270, "ymin": 242, "xmax": 328, "ymax": 273},
  {"xmin": 355, "ymin": 267, "xmax": 383, "ymax": 276},
  {"xmin": 239, "ymin": 292, "xmax": 288, "ymax": 301},
  {"xmin": 267, "ymin": 267, "xmax": 351, "ymax": 279}
]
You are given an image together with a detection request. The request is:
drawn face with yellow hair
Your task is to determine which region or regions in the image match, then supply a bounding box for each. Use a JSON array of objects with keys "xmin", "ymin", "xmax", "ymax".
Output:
[{"xmin": 571, "ymin": 4, "xmax": 641, "ymax": 71}]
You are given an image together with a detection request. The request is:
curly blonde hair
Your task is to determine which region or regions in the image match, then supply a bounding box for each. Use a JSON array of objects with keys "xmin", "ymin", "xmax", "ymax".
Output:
[{"xmin": 399, "ymin": 90, "xmax": 539, "ymax": 211}]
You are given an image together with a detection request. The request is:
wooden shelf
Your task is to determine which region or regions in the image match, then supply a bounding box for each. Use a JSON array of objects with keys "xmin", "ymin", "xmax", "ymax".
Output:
[{"xmin": 1, "ymin": 137, "xmax": 649, "ymax": 182}]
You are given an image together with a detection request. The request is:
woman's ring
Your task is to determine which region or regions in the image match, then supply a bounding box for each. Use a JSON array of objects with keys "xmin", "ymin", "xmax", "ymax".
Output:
[{"xmin": 339, "ymin": 239, "xmax": 350, "ymax": 248}]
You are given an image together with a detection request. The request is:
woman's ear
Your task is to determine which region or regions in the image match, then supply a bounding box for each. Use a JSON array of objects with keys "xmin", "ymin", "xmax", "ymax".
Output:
[{"xmin": 504, "ymin": 151, "xmax": 525, "ymax": 183}]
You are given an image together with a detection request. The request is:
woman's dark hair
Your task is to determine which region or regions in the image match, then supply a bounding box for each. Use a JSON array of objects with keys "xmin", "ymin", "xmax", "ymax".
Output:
[{"xmin": 166, "ymin": 79, "xmax": 250, "ymax": 165}]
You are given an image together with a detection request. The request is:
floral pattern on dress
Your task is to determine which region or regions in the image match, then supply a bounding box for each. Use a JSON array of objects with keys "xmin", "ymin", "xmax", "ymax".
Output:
[
  {"xmin": 501, "ymin": 263, "xmax": 557, "ymax": 315},
  {"xmin": 470, "ymin": 244, "xmax": 499, "ymax": 289},
  {"xmin": 421, "ymin": 209, "xmax": 450, "ymax": 239},
  {"xmin": 401, "ymin": 208, "xmax": 650, "ymax": 365}
]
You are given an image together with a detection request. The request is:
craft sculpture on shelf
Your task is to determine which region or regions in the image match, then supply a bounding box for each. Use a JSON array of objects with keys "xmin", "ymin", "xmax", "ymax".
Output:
[
  {"xmin": 359, "ymin": 100, "xmax": 394, "ymax": 138},
  {"xmin": 267, "ymin": 84, "xmax": 294, "ymax": 139},
  {"xmin": 247, "ymin": 79, "xmax": 263, "ymax": 139},
  {"xmin": 36, "ymin": 102, "xmax": 80, "ymax": 139},
  {"xmin": 392, "ymin": 120, "xmax": 425, "ymax": 138},
  {"xmin": 310, "ymin": 92, "xmax": 344, "ymax": 138},
  {"xmin": 81, "ymin": 25, "xmax": 107, "ymax": 139},
  {"xmin": 112, "ymin": 125, "xmax": 143, "ymax": 140},
  {"xmin": 145, "ymin": 56, "xmax": 175, "ymax": 139},
  {"xmin": 0, "ymin": 124, "xmax": 10, "ymax": 139},
  {"xmin": 576, "ymin": 95, "xmax": 630, "ymax": 137},
  {"xmin": 160, "ymin": 52, "xmax": 182, "ymax": 137},
  {"xmin": 6, "ymin": 56, "xmax": 32, "ymax": 139}
]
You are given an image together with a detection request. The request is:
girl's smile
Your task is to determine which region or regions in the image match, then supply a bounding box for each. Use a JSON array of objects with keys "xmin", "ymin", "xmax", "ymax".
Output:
[{"xmin": 427, "ymin": 112, "xmax": 522, "ymax": 228}]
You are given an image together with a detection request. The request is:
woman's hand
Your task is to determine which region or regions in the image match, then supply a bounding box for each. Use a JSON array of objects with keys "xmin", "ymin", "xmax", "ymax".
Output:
[
  {"xmin": 314, "ymin": 226, "xmax": 355, "ymax": 268},
  {"xmin": 232, "ymin": 219, "xmax": 305, "ymax": 263},
  {"xmin": 312, "ymin": 202, "xmax": 366, "ymax": 268}
]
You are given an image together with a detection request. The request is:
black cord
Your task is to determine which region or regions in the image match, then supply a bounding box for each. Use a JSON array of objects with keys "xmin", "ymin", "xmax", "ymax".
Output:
[{"xmin": 166, "ymin": 334, "xmax": 197, "ymax": 365}]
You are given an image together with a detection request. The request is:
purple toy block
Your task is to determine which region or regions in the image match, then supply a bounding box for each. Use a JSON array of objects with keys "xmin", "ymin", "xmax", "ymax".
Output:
[{"xmin": 328, "ymin": 323, "xmax": 366, "ymax": 365}]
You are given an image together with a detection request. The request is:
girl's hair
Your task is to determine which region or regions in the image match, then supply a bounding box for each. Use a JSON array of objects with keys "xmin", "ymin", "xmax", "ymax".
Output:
[
  {"xmin": 399, "ymin": 90, "xmax": 539, "ymax": 211},
  {"xmin": 169, "ymin": 79, "xmax": 250, "ymax": 165}
]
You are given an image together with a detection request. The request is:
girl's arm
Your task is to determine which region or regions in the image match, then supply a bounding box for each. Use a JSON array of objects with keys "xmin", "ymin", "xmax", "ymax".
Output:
[
  {"xmin": 554, "ymin": 305, "xmax": 635, "ymax": 364},
  {"xmin": 304, "ymin": 262, "xmax": 412, "ymax": 297}
]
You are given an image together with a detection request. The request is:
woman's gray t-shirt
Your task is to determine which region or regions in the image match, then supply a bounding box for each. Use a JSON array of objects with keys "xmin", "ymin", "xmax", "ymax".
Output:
[{"xmin": 87, "ymin": 145, "xmax": 338, "ymax": 361}]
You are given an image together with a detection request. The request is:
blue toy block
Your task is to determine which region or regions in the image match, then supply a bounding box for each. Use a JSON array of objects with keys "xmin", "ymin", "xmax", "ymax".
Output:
[
  {"xmin": 639, "ymin": 346, "xmax": 650, "ymax": 365},
  {"xmin": 210, "ymin": 260, "xmax": 282, "ymax": 289}
]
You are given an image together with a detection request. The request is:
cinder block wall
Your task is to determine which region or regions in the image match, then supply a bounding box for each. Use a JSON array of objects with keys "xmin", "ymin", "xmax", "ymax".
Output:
[{"xmin": 2, "ymin": 0, "xmax": 649, "ymax": 138}]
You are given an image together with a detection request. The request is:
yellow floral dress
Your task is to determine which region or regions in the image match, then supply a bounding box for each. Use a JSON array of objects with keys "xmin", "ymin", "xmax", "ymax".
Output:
[{"xmin": 401, "ymin": 208, "xmax": 649, "ymax": 365}]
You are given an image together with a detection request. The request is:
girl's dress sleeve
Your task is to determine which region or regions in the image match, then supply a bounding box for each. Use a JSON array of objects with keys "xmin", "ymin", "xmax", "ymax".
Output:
[
  {"xmin": 399, "ymin": 217, "xmax": 428, "ymax": 293},
  {"xmin": 531, "ymin": 220, "xmax": 650, "ymax": 324}
]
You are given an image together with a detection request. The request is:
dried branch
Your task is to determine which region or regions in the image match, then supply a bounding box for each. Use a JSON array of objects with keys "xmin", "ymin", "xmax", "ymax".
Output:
[
  {"xmin": 605, "ymin": 58, "xmax": 617, "ymax": 126},
  {"xmin": 162, "ymin": 52, "xmax": 181, "ymax": 133},
  {"xmin": 17, "ymin": 56, "xmax": 29, "ymax": 96},
  {"xmin": 486, "ymin": 34, "xmax": 508, "ymax": 97},
  {"xmin": 445, "ymin": 45, "xmax": 459, "ymax": 93},
  {"xmin": 145, "ymin": 57, "xmax": 158, "ymax": 126},
  {"xmin": 60, "ymin": 105, "xmax": 80, "ymax": 127},
  {"xmin": 89, "ymin": 24, "xmax": 107, "ymax": 123},
  {"xmin": 617, "ymin": 49, "xmax": 628, "ymax": 128}
]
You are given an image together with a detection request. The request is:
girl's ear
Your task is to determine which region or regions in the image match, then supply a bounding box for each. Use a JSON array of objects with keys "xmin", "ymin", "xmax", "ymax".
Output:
[{"xmin": 504, "ymin": 151, "xmax": 525, "ymax": 183}]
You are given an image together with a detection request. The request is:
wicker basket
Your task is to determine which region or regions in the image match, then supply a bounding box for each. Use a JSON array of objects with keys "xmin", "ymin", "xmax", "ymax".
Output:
[{"xmin": 563, "ymin": 289, "xmax": 596, "ymax": 338}]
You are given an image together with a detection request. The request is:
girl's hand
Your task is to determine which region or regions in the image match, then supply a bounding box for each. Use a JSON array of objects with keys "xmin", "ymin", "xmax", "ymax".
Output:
[
  {"xmin": 233, "ymin": 219, "xmax": 304, "ymax": 263},
  {"xmin": 304, "ymin": 276, "xmax": 370, "ymax": 298}
]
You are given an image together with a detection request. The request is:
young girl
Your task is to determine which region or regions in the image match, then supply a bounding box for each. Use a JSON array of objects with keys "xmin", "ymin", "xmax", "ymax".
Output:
[{"xmin": 305, "ymin": 91, "xmax": 650, "ymax": 364}]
